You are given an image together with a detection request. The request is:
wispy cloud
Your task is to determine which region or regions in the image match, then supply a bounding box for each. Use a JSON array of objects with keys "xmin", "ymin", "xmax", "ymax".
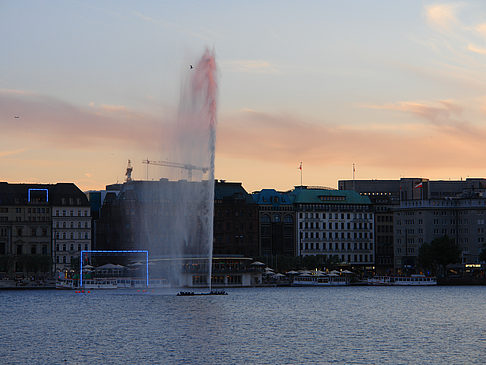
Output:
[
  {"xmin": 359, "ymin": 99, "xmax": 481, "ymax": 138},
  {"xmin": 217, "ymin": 107, "xmax": 486, "ymax": 173},
  {"xmin": 0, "ymin": 89, "xmax": 171, "ymax": 152},
  {"xmin": 132, "ymin": 11, "xmax": 217, "ymax": 41},
  {"xmin": 474, "ymin": 23, "xmax": 486, "ymax": 38},
  {"xmin": 425, "ymin": 3, "xmax": 460, "ymax": 32},
  {"xmin": 0, "ymin": 148, "xmax": 27, "ymax": 158},
  {"xmin": 222, "ymin": 60, "xmax": 279, "ymax": 74},
  {"xmin": 133, "ymin": 11, "xmax": 155, "ymax": 23},
  {"xmin": 467, "ymin": 44, "xmax": 486, "ymax": 55}
]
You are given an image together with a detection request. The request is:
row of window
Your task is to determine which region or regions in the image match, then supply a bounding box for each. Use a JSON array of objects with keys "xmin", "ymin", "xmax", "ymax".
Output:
[
  {"xmin": 15, "ymin": 244, "xmax": 48, "ymax": 255},
  {"xmin": 300, "ymin": 241, "xmax": 373, "ymax": 251},
  {"xmin": 260, "ymin": 214, "xmax": 293, "ymax": 223},
  {"xmin": 299, "ymin": 221, "xmax": 372, "ymax": 230},
  {"xmin": 55, "ymin": 232, "xmax": 90, "ymax": 240},
  {"xmin": 55, "ymin": 209, "xmax": 89, "ymax": 217},
  {"xmin": 301, "ymin": 252, "xmax": 373, "ymax": 263},
  {"xmin": 56, "ymin": 243, "xmax": 89, "ymax": 252},
  {"xmin": 299, "ymin": 212, "xmax": 372, "ymax": 220},
  {"xmin": 54, "ymin": 221, "xmax": 90, "ymax": 228},
  {"xmin": 300, "ymin": 231, "xmax": 373, "ymax": 240}
]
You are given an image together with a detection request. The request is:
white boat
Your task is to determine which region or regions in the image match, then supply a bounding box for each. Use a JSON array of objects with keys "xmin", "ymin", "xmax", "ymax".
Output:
[
  {"xmin": 56, "ymin": 278, "xmax": 118, "ymax": 289},
  {"xmin": 56, "ymin": 278, "xmax": 77, "ymax": 289},
  {"xmin": 82, "ymin": 279, "xmax": 118, "ymax": 289},
  {"xmin": 367, "ymin": 275, "xmax": 437, "ymax": 286},
  {"xmin": 292, "ymin": 274, "xmax": 349, "ymax": 286},
  {"xmin": 115, "ymin": 278, "xmax": 169, "ymax": 288}
]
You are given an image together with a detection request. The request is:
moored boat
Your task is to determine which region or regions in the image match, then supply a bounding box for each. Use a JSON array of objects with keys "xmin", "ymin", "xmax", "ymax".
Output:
[
  {"xmin": 292, "ymin": 274, "xmax": 349, "ymax": 286},
  {"xmin": 367, "ymin": 274, "xmax": 437, "ymax": 286}
]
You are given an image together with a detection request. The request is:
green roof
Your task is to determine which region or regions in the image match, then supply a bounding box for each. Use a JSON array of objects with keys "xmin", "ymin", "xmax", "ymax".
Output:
[{"xmin": 293, "ymin": 188, "xmax": 370, "ymax": 205}]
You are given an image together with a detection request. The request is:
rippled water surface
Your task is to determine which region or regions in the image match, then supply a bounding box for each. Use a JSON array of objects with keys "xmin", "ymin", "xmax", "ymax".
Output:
[{"xmin": 2, "ymin": 286, "xmax": 486, "ymax": 364}]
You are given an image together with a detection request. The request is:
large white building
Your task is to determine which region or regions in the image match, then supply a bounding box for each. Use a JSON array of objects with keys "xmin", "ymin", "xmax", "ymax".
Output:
[{"xmin": 294, "ymin": 187, "xmax": 374, "ymax": 268}]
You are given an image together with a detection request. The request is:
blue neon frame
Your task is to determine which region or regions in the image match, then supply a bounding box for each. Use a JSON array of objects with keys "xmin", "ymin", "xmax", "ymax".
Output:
[
  {"xmin": 28, "ymin": 188, "xmax": 48, "ymax": 202},
  {"xmin": 80, "ymin": 250, "xmax": 149, "ymax": 288}
]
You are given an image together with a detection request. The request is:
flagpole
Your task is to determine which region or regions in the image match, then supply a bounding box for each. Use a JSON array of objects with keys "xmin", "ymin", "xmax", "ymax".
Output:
[{"xmin": 299, "ymin": 161, "xmax": 303, "ymax": 187}]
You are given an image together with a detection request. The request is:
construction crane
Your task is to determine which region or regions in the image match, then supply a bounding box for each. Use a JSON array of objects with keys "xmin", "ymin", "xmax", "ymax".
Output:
[{"xmin": 142, "ymin": 159, "xmax": 208, "ymax": 181}]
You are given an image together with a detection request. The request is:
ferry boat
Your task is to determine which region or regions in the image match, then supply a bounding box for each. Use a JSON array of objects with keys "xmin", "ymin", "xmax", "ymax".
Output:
[
  {"xmin": 367, "ymin": 275, "xmax": 437, "ymax": 286},
  {"xmin": 292, "ymin": 274, "xmax": 349, "ymax": 286},
  {"xmin": 57, "ymin": 277, "xmax": 169, "ymax": 290},
  {"xmin": 56, "ymin": 278, "xmax": 118, "ymax": 289},
  {"xmin": 83, "ymin": 279, "xmax": 118, "ymax": 289}
]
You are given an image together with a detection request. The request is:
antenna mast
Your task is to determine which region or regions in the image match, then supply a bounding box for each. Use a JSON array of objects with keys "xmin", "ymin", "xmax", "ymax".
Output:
[{"xmin": 125, "ymin": 160, "xmax": 133, "ymax": 182}]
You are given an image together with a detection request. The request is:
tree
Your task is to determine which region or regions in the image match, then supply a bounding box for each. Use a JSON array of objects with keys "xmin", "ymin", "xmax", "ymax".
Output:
[
  {"xmin": 479, "ymin": 246, "xmax": 486, "ymax": 263},
  {"xmin": 418, "ymin": 235, "xmax": 461, "ymax": 276}
]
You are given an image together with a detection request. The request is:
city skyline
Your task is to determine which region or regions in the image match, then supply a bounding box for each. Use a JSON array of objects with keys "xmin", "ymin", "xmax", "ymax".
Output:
[{"xmin": 2, "ymin": 1, "xmax": 486, "ymax": 192}]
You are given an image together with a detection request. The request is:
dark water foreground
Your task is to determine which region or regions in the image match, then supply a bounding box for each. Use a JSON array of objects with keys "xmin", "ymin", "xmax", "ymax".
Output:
[{"xmin": 1, "ymin": 286, "xmax": 486, "ymax": 364}]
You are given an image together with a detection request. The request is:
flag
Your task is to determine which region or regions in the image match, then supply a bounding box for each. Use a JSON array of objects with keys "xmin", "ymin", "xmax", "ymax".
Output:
[
  {"xmin": 414, "ymin": 182, "xmax": 423, "ymax": 189},
  {"xmin": 299, "ymin": 162, "xmax": 302, "ymax": 170}
]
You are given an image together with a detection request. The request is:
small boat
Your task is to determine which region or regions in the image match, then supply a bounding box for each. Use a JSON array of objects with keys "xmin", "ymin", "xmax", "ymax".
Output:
[
  {"xmin": 292, "ymin": 274, "xmax": 349, "ymax": 286},
  {"xmin": 83, "ymin": 279, "xmax": 118, "ymax": 289},
  {"xmin": 56, "ymin": 279, "xmax": 77, "ymax": 289},
  {"xmin": 177, "ymin": 290, "xmax": 227, "ymax": 296},
  {"xmin": 367, "ymin": 275, "xmax": 437, "ymax": 286}
]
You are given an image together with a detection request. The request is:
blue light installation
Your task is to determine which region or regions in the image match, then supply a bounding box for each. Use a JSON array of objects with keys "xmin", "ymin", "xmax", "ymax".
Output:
[{"xmin": 80, "ymin": 250, "xmax": 149, "ymax": 288}]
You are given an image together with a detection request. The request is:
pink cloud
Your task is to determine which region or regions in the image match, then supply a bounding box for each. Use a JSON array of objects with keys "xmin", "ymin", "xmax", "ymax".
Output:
[
  {"xmin": 217, "ymin": 107, "xmax": 486, "ymax": 172},
  {"xmin": 0, "ymin": 90, "xmax": 172, "ymax": 152}
]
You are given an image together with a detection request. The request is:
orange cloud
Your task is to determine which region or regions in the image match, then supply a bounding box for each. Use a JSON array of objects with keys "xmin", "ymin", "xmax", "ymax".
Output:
[
  {"xmin": 217, "ymin": 107, "xmax": 486, "ymax": 174},
  {"xmin": 467, "ymin": 44, "xmax": 486, "ymax": 55}
]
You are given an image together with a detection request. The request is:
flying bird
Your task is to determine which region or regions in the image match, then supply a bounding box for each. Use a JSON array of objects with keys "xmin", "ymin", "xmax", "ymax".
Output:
[
  {"xmin": 189, "ymin": 65, "xmax": 193, "ymax": 69},
  {"xmin": 14, "ymin": 116, "xmax": 20, "ymax": 119}
]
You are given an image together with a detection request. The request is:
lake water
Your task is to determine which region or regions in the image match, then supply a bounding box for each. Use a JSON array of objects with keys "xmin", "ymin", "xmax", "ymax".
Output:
[{"xmin": 1, "ymin": 286, "xmax": 486, "ymax": 364}]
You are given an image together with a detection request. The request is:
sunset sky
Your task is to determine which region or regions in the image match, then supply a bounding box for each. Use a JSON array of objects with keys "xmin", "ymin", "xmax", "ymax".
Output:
[{"xmin": 2, "ymin": 1, "xmax": 486, "ymax": 193}]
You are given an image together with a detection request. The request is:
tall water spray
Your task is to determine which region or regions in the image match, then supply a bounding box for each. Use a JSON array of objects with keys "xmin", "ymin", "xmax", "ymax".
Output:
[{"xmin": 133, "ymin": 48, "xmax": 217, "ymax": 290}]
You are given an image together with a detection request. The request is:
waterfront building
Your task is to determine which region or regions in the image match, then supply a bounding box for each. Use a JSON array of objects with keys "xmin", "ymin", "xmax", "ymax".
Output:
[
  {"xmin": 340, "ymin": 178, "xmax": 486, "ymax": 273},
  {"xmin": 51, "ymin": 184, "xmax": 92, "ymax": 271},
  {"xmin": 181, "ymin": 256, "xmax": 262, "ymax": 287},
  {"xmin": 338, "ymin": 179, "xmax": 402, "ymax": 274},
  {"xmin": 293, "ymin": 186, "xmax": 374, "ymax": 269},
  {"xmin": 394, "ymin": 180, "xmax": 486, "ymax": 271},
  {"xmin": 252, "ymin": 189, "xmax": 296, "ymax": 257},
  {"xmin": 0, "ymin": 182, "xmax": 90, "ymax": 276},
  {"xmin": 213, "ymin": 181, "xmax": 259, "ymax": 257},
  {"xmin": 85, "ymin": 187, "xmax": 121, "ymax": 250}
]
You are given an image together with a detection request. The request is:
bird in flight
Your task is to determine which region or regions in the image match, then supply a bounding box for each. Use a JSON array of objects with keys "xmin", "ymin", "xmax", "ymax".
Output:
[
  {"xmin": 14, "ymin": 116, "xmax": 20, "ymax": 119},
  {"xmin": 189, "ymin": 65, "xmax": 193, "ymax": 69}
]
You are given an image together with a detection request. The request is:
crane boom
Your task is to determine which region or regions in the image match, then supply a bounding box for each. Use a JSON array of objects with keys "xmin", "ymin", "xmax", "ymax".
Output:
[{"xmin": 142, "ymin": 159, "xmax": 208, "ymax": 181}]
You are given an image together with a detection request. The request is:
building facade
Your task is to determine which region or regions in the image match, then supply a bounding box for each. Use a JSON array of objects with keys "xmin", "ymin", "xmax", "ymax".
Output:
[
  {"xmin": 338, "ymin": 179, "xmax": 402, "ymax": 274},
  {"xmin": 213, "ymin": 181, "xmax": 259, "ymax": 257},
  {"xmin": 294, "ymin": 187, "xmax": 374, "ymax": 268},
  {"xmin": 0, "ymin": 182, "xmax": 90, "ymax": 276},
  {"xmin": 252, "ymin": 189, "xmax": 296, "ymax": 257}
]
